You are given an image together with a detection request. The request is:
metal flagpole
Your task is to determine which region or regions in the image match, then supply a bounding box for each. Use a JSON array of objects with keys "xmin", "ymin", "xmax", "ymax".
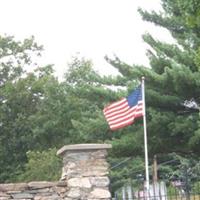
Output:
[{"xmin": 141, "ymin": 76, "xmax": 150, "ymax": 191}]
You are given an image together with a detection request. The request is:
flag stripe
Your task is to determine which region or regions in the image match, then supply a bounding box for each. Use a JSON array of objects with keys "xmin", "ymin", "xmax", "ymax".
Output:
[
  {"xmin": 110, "ymin": 119, "xmax": 134, "ymax": 130},
  {"xmin": 104, "ymin": 103, "xmax": 129, "ymax": 118},
  {"xmin": 103, "ymin": 86, "xmax": 143, "ymax": 130},
  {"xmin": 110, "ymin": 113, "xmax": 143, "ymax": 130},
  {"xmin": 106, "ymin": 102, "xmax": 143, "ymax": 122},
  {"xmin": 103, "ymin": 98, "xmax": 126, "ymax": 111},
  {"xmin": 108, "ymin": 105, "xmax": 143, "ymax": 126},
  {"xmin": 103, "ymin": 99, "xmax": 128, "ymax": 115}
]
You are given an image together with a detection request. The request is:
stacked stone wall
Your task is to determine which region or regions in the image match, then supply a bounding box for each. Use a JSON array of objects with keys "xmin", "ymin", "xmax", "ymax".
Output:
[
  {"xmin": 0, "ymin": 144, "xmax": 112, "ymax": 200},
  {"xmin": 57, "ymin": 144, "xmax": 112, "ymax": 199},
  {"xmin": 60, "ymin": 149, "xmax": 111, "ymax": 199},
  {"xmin": 0, "ymin": 181, "xmax": 67, "ymax": 200}
]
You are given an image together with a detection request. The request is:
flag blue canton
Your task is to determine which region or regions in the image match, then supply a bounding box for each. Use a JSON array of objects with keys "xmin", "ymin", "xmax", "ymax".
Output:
[{"xmin": 127, "ymin": 85, "xmax": 142, "ymax": 107}]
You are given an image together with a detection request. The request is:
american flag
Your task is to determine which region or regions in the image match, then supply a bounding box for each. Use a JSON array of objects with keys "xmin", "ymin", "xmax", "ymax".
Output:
[{"xmin": 103, "ymin": 86, "xmax": 143, "ymax": 130}]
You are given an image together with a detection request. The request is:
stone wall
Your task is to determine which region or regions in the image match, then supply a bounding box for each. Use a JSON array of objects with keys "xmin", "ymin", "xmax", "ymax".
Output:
[
  {"xmin": 0, "ymin": 144, "xmax": 112, "ymax": 200},
  {"xmin": 0, "ymin": 181, "xmax": 67, "ymax": 200},
  {"xmin": 57, "ymin": 144, "xmax": 112, "ymax": 200}
]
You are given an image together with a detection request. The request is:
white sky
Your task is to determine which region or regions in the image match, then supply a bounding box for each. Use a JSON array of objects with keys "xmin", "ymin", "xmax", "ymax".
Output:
[{"xmin": 0, "ymin": 0, "xmax": 172, "ymax": 79}]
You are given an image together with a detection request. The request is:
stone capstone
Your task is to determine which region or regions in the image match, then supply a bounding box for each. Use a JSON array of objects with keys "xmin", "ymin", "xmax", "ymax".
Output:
[{"xmin": 57, "ymin": 144, "xmax": 112, "ymax": 156}]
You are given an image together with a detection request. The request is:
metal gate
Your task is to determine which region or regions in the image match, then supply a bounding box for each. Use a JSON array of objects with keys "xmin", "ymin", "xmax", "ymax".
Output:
[{"xmin": 113, "ymin": 181, "xmax": 200, "ymax": 200}]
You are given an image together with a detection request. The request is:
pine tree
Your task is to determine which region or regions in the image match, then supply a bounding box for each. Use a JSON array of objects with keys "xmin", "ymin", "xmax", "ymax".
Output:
[{"xmin": 105, "ymin": 0, "xmax": 200, "ymax": 158}]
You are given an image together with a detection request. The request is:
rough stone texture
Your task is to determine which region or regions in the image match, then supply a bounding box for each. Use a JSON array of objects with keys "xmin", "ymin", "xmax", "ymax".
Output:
[
  {"xmin": 28, "ymin": 181, "xmax": 56, "ymax": 189},
  {"xmin": 0, "ymin": 181, "xmax": 67, "ymax": 200},
  {"xmin": 67, "ymin": 187, "xmax": 81, "ymax": 198},
  {"xmin": 0, "ymin": 183, "xmax": 28, "ymax": 191},
  {"xmin": 0, "ymin": 143, "xmax": 112, "ymax": 200},
  {"xmin": 90, "ymin": 177, "xmax": 110, "ymax": 187},
  {"xmin": 89, "ymin": 188, "xmax": 111, "ymax": 199},
  {"xmin": 58, "ymin": 143, "xmax": 112, "ymax": 199},
  {"xmin": 68, "ymin": 178, "xmax": 92, "ymax": 188}
]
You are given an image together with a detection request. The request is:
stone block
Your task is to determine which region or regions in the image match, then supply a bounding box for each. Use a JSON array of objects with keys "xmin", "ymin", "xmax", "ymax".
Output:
[
  {"xmin": 34, "ymin": 194, "xmax": 61, "ymax": 200},
  {"xmin": 68, "ymin": 177, "xmax": 92, "ymax": 188},
  {"xmin": 28, "ymin": 181, "xmax": 56, "ymax": 189},
  {"xmin": 0, "ymin": 192, "xmax": 10, "ymax": 197},
  {"xmin": 89, "ymin": 188, "xmax": 111, "ymax": 199},
  {"xmin": 0, "ymin": 197, "xmax": 11, "ymax": 200},
  {"xmin": 54, "ymin": 186, "xmax": 68, "ymax": 194},
  {"xmin": 0, "ymin": 183, "xmax": 28, "ymax": 192},
  {"xmin": 90, "ymin": 177, "xmax": 110, "ymax": 187},
  {"xmin": 11, "ymin": 192, "xmax": 34, "ymax": 199},
  {"xmin": 28, "ymin": 188, "xmax": 50, "ymax": 194},
  {"xmin": 56, "ymin": 181, "xmax": 68, "ymax": 187},
  {"xmin": 91, "ymin": 150, "xmax": 108, "ymax": 159},
  {"xmin": 67, "ymin": 187, "xmax": 81, "ymax": 198}
]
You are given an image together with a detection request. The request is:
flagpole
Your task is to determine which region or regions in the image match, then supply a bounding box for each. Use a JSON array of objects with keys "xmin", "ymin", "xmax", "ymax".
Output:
[{"xmin": 141, "ymin": 76, "xmax": 150, "ymax": 191}]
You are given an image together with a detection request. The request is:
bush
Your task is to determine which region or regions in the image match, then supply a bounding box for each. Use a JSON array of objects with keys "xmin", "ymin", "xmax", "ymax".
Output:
[{"xmin": 17, "ymin": 148, "xmax": 62, "ymax": 182}]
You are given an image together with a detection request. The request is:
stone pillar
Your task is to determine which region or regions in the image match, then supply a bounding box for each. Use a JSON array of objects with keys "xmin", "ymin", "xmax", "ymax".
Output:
[{"xmin": 57, "ymin": 144, "xmax": 112, "ymax": 200}]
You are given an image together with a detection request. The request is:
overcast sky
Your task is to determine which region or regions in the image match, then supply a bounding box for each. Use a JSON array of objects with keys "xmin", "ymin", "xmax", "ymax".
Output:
[{"xmin": 0, "ymin": 0, "xmax": 172, "ymax": 78}]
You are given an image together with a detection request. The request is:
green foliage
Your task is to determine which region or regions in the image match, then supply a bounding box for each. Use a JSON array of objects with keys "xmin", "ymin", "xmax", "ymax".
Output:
[
  {"xmin": 0, "ymin": 36, "xmax": 46, "ymax": 182},
  {"xmin": 103, "ymin": 0, "xmax": 200, "ymax": 192},
  {"xmin": 109, "ymin": 157, "xmax": 144, "ymax": 193},
  {"xmin": 63, "ymin": 56, "xmax": 115, "ymax": 143},
  {"xmin": 0, "ymin": 35, "xmax": 42, "ymax": 86},
  {"xmin": 1, "ymin": 0, "xmax": 200, "ymax": 192},
  {"xmin": 17, "ymin": 148, "xmax": 61, "ymax": 182},
  {"xmin": 0, "ymin": 69, "xmax": 59, "ymax": 182},
  {"xmin": 105, "ymin": 0, "xmax": 200, "ymax": 157},
  {"xmin": 192, "ymin": 181, "xmax": 200, "ymax": 193}
]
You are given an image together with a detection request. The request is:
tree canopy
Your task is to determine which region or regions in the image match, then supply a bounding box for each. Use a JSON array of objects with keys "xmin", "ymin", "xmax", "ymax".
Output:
[{"xmin": 0, "ymin": 0, "xmax": 200, "ymax": 194}]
